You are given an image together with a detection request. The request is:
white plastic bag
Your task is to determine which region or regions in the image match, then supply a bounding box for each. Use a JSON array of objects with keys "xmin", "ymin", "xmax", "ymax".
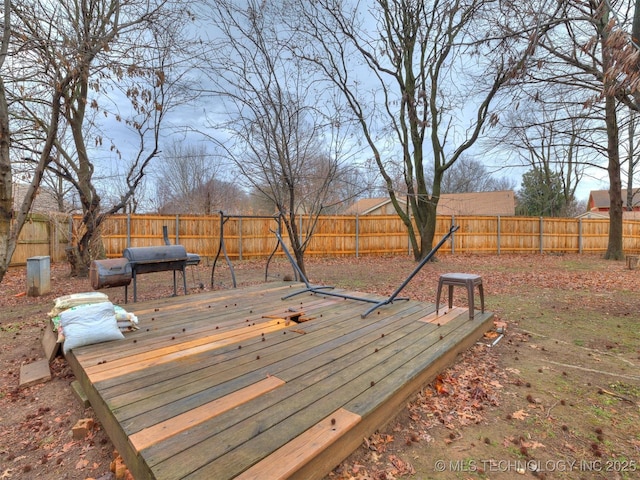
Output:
[
  {"xmin": 48, "ymin": 292, "xmax": 110, "ymax": 317},
  {"xmin": 60, "ymin": 302, "xmax": 124, "ymax": 354}
]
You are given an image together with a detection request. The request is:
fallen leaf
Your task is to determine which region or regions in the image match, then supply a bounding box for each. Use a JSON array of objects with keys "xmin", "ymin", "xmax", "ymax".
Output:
[
  {"xmin": 434, "ymin": 375, "xmax": 450, "ymax": 396},
  {"xmin": 522, "ymin": 441, "xmax": 545, "ymax": 449},
  {"xmin": 563, "ymin": 442, "xmax": 577, "ymax": 453},
  {"xmin": 511, "ymin": 409, "xmax": 529, "ymax": 420},
  {"xmin": 63, "ymin": 441, "xmax": 77, "ymax": 452}
]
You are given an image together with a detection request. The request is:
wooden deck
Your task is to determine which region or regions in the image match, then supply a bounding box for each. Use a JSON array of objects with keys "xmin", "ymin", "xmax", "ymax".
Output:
[{"xmin": 66, "ymin": 282, "xmax": 494, "ymax": 480}]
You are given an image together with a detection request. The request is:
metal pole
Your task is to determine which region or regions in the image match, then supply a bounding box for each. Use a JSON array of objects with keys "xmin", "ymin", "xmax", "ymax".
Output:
[
  {"xmin": 451, "ymin": 215, "xmax": 456, "ymax": 254},
  {"xmin": 361, "ymin": 224, "xmax": 459, "ymax": 317}
]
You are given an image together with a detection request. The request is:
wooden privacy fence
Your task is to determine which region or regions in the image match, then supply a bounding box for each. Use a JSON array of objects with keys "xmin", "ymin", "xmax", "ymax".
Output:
[
  {"xmin": 86, "ymin": 213, "xmax": 640, "ymax": 260},
  {"xmin": 10, "ymin": 213, "xmax": 70, "ymax": 266},
  {"xmin": 13, "ymin": 213, "xmax": 640, "ymax": 266}
]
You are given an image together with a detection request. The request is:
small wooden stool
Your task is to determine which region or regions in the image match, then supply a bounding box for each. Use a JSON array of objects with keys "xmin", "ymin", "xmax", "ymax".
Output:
[{"xmin": 436, "ymin": 273, "xmax": 484, "ymax": 319}]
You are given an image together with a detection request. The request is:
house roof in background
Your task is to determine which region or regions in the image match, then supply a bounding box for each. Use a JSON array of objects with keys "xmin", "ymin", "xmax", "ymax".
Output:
[
  {"xmin": 345, "ymin": 190, "xmax": 516, "ymax": 216},
  {"xmin": 12, "ymin": 182, "xmax": 62, "ymax": 213},
  {"xmin": 588, "ymin": 189, "xmax": 640, "ymax": 210},
  {"xmin": 344, "ymin": 197, "xmax": 391, "ymax": 215},
  {"xmin": 576, "ymin": 210, "xmax": 640, "ymax": 220},
  {"xmin": 436, "ymin": 190, "xmax": 515, "ymax": 216}
]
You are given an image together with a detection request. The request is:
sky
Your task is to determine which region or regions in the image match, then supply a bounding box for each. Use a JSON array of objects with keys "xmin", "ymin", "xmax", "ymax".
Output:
[{"xmin": 77, "ymin": 0, "xmax": 623, "ymax": 214}]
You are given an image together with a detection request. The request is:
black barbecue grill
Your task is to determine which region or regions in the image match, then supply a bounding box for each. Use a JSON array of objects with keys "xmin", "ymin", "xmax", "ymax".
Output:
[
  {"xmin": 90, "ymin": 225, "xmax": 202, "ymax": 302},
  {"xmin": 122, "ymin": 245, "xmax": 188, "ymax": 303},
  {"xmin": 91, "ymin": 243, "xmax": 201, "ymax": 302}
]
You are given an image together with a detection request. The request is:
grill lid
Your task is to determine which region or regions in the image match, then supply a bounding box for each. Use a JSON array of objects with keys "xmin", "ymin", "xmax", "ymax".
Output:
[{"xmin": 123, "ymin": 245, "xmax": 188, "ymax": 263}]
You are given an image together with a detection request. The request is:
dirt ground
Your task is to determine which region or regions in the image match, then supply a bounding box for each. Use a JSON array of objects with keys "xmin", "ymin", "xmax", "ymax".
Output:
[{"xmin": 1, "ymin": 253, "xmax": 639, "ymax": 480}]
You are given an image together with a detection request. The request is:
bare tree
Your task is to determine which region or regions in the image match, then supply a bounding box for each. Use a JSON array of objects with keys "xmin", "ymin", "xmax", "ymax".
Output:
[
  {"xmin": 437, "ymin": 156, "xmax": 516, "ymax": 194},
  {"xmin": 152, "ymin": 141, "xmax": 244, "ymax": 214},
  {"xmin": 198, "ymin": 0, "xmax": 353, "ymax": 276},
  {"xmin": 493, "ymin": 95, "xmax": 590, "ymax": 215},
  {"xmin": 287, "ymin": 0, "xmax": 537, "ymax": 260},
  {"xmin": 509, "ymin": 0, "xmax": 639, "ymax": 259},
  {"xmin": 0, "ymin": 0, "xmax": 66, "ymax": 282},
  {"xmin": 8, "ymin": 0, "xmax": 197, "ymax": 275}
]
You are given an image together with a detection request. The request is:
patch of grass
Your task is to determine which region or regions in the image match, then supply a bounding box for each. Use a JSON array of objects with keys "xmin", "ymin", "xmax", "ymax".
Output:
[
  {"xmin": 506, "ymin": 446, "xmax": 529, "ymax": 459},
  {"xmin": 591, "ymin": 405, "xmax": 613, "ymax": 420},
  {"xmin": 39, "ymin": 435, "xmax": 57, "ymax": 447},
  {"xmin": 0, "ymin": 323, "xmax": 21, "ymax": 333}
]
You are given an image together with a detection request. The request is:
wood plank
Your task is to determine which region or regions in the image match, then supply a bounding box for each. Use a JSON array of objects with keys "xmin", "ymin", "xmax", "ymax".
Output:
[
  {"xmin": 126, "ymin": 282, "xmax": 296, "ymax": 317},
  {"xmin": 41, "ymin": 319, "xmax": 60, "ymax": 363},
  {"xmin": 129, "ymin": 376, "xmax": 285, "ymax": 453},
  {"xmin": 92, "ymin": 295, "xmax": 350, "ymax": 388},
  {"xmin": 115, "ymin": 300, "xmax": 430, "ymax": 436},
  {"xmin": 75, "ymin": 289, "xmax": 300, "ymax": 362},
  {"xmin": 85, "ymin": 319, "xmax": 290, "ymax": 383},
  {"xmin": 75, "ymin": 290, "xmax": 339, "ymax": 365},
  {"xmin": 418, "ymin": 306, "xmax": 467, "ymax": 325},
  {"xmin": 146, "ymin": 310, "xmax": 465, "ymax": 479},
  {"xmin": 70, "ymin": 380, "xmax": 90, "ymax": 408},
  {"xmin": 19, "ymin": 359, "xmax": 51, "ymax": 387},
  {"xmin": 103, "ymin": 295, "xmax": 379, "ymax": 401},
  {"xmin": 119, "ymin": 302, "xmax": 430, "ymax": 434},
  {"xmin": 104, "ymin": 295, "xmax": 421, "ymax": 403},
  {"xmin": 233, "ymin": 408, "xmax": 361, "ymax": 480}
]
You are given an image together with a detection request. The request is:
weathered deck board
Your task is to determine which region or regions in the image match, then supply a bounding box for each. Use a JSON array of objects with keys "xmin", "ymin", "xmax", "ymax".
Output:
[{"xmin": 66, "ymin": 281, "xmax": 493, "ymax": 480}]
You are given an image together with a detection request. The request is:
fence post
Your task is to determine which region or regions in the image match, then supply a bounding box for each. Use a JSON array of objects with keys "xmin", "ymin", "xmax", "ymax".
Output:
[
  {"xmin": 48, "ymin": 217, "xmax": 54, "ymax": 260},
  {"xmin": 539, "ymin": 217, "xmax": 543, "ymax": 253},
  {"xmin": 355, "ymin": 214, "xmax": 359, "ymax": 258},
  {"xmin": 68, "ymin": 216, "xmax": 73, "ymax": 257},
  {"xmin": 578, "ymin": 218, "xmax": 583, "ymax": 254},
  {"xmin": 239, "ymin": 216, "xmax": 243, "ymax": 261},
  {"xmin": 497, "ymin": 216, "xmax": 501, "ymax": 255},
  {"xmin": 127, "ymin": 214, "xmax": 131, "ymax": 248}
]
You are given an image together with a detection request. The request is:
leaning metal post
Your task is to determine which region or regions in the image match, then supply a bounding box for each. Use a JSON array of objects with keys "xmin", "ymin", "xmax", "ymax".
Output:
[
  {"xmin": 360, "ymin": 224, "xmax": 459, "ymax": 318},
  {"xmin": 211, "ymin": 211, "xmax": 237, "ymax": 288}
]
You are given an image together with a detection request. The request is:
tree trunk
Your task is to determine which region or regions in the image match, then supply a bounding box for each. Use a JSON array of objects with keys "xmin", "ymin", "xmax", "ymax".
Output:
[
  {"xmin": 417, "ymin": 198, "xmax": 438, "ymax": 261},
  {"xmin": 604, "ymin": 93, "xmax": 624, "ymax": 260},
  {"xmin": 0, "ymin": 77, "xmax": 11, "ymax": 283},
  {"xmin": 286, "ymin": 214, "xmax": 307, "ymax": 279},
  {"xmin": 69, "ymin": 203, "xmax": 105, "ymax": 276}
]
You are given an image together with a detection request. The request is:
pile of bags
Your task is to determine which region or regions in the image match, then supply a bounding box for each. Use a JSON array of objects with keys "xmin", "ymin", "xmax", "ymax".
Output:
[{"xmin": 48, "ymin": 292, "xmax": 139, "ymax": 354}]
